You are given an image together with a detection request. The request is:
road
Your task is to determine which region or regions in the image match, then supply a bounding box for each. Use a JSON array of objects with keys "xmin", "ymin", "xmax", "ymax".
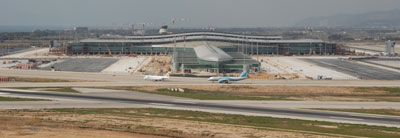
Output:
[{"xmin": 1, "ymin": 89, "xmax": 400, "ymax": 128}]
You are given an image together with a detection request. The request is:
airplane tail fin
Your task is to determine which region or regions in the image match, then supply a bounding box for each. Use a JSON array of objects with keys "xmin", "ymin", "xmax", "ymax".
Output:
[
  {"xmin": 240, "ymin": 71, "xmax": 247, "ymax": 78},
  {"xmin": 165, "ymin": 72, "xmax": 171, "ymax": 78}
]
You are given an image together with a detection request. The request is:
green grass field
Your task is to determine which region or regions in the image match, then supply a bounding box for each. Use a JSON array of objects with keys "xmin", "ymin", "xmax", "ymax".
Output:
[
  {"xmin": 8, "ymin": 77, "xmax": 71, "ymax": 82},
  {"xmin": 153, "ymin": 88, "xmax": 290, "ymax": 100},
  {"xmin": 0, "ymin": 96, "xmax": 49, "ymax": 101},
  {"xmin": 98, "ymin": 86, "xmax": 400, "ymax": 102},
  {"xmin": 105, "ymin": 87, "xmax": 291, "ymax": 100}
]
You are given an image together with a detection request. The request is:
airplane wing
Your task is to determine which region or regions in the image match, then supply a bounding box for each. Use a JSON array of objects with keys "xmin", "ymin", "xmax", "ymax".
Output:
[{"xmin": 218, "ymin": 79, "xmax": 229, "ymax": 83}]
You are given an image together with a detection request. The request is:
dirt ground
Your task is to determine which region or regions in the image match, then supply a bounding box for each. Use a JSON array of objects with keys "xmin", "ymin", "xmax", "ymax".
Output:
[
  {"xmin": 141, "ymin": 56, "xmax": 171, "ymax": 75},
  {"xmin": 0, "ymin": 110, "xmax": 337, "ymax": 138},
  {"xmin": 248, "ymin": 73, "xmax": 300, "ymax": 80},
  {"xmin": 0, "ymin": 113, "xmax": 163, "ymax": 138}
]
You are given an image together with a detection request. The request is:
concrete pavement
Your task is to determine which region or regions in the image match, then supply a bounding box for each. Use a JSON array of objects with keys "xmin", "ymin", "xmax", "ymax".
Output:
[{"xmin": 1, "ymin": 68, "xmax": 400, "ymax": 87}]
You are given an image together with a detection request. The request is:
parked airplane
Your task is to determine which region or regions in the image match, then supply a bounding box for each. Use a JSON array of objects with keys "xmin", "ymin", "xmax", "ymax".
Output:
[
  {"xmin": 144, "ymin": 72, "xmax": 170, "ymax": 81},
  {"xmin": 208, "ymin": 71, "xmax": 247, "ymax": 83}
]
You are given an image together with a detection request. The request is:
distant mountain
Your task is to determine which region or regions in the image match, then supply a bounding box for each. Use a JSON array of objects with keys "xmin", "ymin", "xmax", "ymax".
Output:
[
  {"xmin": 295, "ymin": 9, "xmax": 400, "ymax": 28},
  {"xmin": 0, "ymin": 25, "xmax": 73, "ymax": 33}
]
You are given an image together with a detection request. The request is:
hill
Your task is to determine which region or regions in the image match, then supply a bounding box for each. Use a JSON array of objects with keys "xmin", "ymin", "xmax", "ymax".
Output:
[{"xmin": 295, "ymin": 9, "xmax": 400, "ymax": 27}]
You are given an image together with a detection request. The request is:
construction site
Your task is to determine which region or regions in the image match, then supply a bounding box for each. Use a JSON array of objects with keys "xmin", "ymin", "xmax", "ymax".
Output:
[{"xmin": 0, "ymin": 29, "xmax": 398, "ymax": 81}]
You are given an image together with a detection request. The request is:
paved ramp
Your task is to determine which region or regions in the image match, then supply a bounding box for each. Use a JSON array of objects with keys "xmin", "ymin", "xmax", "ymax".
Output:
[
  {"xmin": 41, "ymin": 58, "xmax": 118, "ymax": 72},
  {"xmin": 304, "ymin": 59, "xmax": 400, "ymax": 80}
]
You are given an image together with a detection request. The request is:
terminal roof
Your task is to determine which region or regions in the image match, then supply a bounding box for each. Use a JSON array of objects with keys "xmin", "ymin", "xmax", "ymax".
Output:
[{"xmin": 194, "ymin": 45, "xmax": 233, "ymax": 62}]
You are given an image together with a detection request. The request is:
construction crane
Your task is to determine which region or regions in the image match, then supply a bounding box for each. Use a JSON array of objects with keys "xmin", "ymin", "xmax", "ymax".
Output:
[
  {"xmin": 169, "ymin": 18, "xmax": 189, "ymax": 33},
  {"xmin": 170, "ymin": 18, "xmax": 188, "ymax": 25},
  {"xmin": 112, "ymin": 22, "xmax": 152, "ymax": 36},
  {"xmin": 131, "ymin": 22, "xmax": 153, "ymax": 36}
]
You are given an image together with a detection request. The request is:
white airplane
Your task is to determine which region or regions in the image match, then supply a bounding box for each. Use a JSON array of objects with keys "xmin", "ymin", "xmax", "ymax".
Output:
[
  {"xmin": 208, "ymin": 71, "xmax": 248, "ymax": 83},
  {"xmin": 144, "ymin": 72, "xmax": 171, "ymax": 81}
]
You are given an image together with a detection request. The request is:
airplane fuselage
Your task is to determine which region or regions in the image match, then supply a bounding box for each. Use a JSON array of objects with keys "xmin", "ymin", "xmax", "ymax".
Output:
[
  {"xmin": 207, "ymin": 71, "xmax": 248, "ymax": 83},
  {"xmin": 144, "ymin": 75, "xmax": 168, "ymax": 81},
  {"xmin": 208, "ymin": 77, "xmax": 246, "ymax": 82}
]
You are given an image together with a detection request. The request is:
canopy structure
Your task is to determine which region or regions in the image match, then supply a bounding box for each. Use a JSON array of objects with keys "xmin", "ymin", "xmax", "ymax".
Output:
[{"xmin": 194, "ymin": 45, "xmax": 233, "ymax": 62}]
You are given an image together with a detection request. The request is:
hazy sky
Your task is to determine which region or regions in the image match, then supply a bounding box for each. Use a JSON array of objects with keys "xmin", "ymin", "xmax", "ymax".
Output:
[{"xmin": 1, "ymin": 0, "xmax": 400, "ymax": 28}]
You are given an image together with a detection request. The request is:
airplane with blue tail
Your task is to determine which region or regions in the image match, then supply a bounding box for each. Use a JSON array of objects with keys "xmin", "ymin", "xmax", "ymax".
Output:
[{"xmin": 208, "ymin": 71, "xmax": 247, "ymax": 83}]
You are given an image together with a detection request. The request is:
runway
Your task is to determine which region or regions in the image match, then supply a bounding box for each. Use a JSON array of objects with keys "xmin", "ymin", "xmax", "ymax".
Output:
[
  {"xmin": 1, "ymin": 89, "xmax": 400, "ymax": 128},
  {"xmin": 1, "ymin": 68, "xmax": 400, "ymax": 87}
]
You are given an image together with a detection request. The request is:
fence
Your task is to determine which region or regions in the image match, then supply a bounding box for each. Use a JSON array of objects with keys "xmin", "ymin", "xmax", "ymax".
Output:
[
  {"xmin": 15, "ymin": 64, "xmax": 36, "ymax": 69},
  {"xmin": 0, "ymin": 77, "xmax": 10, "ymax": 82}
]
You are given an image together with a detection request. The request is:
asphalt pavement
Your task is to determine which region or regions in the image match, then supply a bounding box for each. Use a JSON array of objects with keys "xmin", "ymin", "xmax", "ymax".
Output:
[{"xmin": 1, "ymin": 68, "xmax": 400, "ymax": 87}]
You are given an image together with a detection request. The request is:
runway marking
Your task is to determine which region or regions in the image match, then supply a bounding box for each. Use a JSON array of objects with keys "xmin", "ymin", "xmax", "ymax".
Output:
[
  {"xmin": 365, "ymin": 115, "xmax": 384, "ymax": 119},
  {"xmin": 173, "ymin": 100, "xmax": 198, "ymax": 104},
  {"xmin": 329, "ymin": 116, "xmax": 364, "ymax": 121},
  {"xmin": 149, "ymin": 103, "xmax": 175, "ymax": 106}
]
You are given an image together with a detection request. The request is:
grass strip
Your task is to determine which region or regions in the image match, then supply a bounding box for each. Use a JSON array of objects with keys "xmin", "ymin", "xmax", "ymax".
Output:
[
  {"xmin": 150, "ymin": 88, "xmax": 289, "ymax": 100},
  {"xmin": 0, "ymin": 96, "xmax": 49, "ymax": 101},
  {"xmin": 313, "ymin": 108, "xmax": 400, "ymax": 116},
  {"xmin": 7, "ymin": 87, "xmax": 80, "ymax": 93},
  {"xmin": 355, "ymin": 87, "xmax": 400, "ymax": 95},
  {"xmin": 7, "ymin": 77, "xmax": 71, "ymax": 82},
  {"xmin": 42, "ymin": 87, "xmax": 80, "ymax": 93},
  {"xmin": 50, "ymin": 108, "xmax": 400, "ymax": 138}
]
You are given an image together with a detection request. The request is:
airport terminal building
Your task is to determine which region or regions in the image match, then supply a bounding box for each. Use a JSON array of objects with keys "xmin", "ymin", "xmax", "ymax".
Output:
[
  {"xmin": 66, "ymin": 32, "xmax": 337, "ymax": 73},
  {"xmin": 67, "ymin": 32, "xmax": 336, "ymax": 55}
]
